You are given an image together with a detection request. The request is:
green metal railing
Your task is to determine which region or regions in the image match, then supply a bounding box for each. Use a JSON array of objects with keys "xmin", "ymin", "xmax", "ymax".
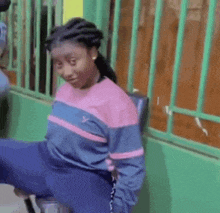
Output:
[
  {"xmin": 46, "ymin": 0, "xmax": 53, "ymax": 97},
  {"xmin": 95, "ymin": 0, "xmax": 111, "ymax": 59},
  {"xmin": 16, "ymin": 0, "xmax": 23, "ymax": 88},
  {"xmin": 110, "ymin": 0, "xmax": 121, "ymax": 70},
  {"xmin": 127, "ymin": 0, "xmax": 142, "ymax": 93},
  {"xmin": 146, "ymin": 0, "xmax": 220, "ymax": 151},
  {"xmin": 167, "ymin": 0, "xmax": 189, "ymax": 136},
  {"xmin": 25, "ymin": 0, "xmax": 31, "ymax": 92},
  {"xmin": 35, "ymin": 0, "xmax": 42, "ymax": 94},
  {"xmin": 1, "ymin": 0, "xmax": 63, "ymax": 102},
  {"xmin": 7, "ymin": 0, "xmax": 13, "ymax": 71},
  {"xmin": 109, "ymin": 0, "xmax": 220, "ymax": 155}
]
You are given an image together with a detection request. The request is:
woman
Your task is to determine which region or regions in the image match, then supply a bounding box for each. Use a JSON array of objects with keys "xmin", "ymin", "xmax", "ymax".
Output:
[{"xmin": 0, "ymin": 17, "xmax": 146, "ymax": 213}]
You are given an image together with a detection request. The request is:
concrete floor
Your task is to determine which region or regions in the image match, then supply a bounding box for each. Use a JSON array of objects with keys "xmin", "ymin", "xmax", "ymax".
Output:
[{"xmin": 0, "ymin": 185, "xmax": 40, "ymax": 213}]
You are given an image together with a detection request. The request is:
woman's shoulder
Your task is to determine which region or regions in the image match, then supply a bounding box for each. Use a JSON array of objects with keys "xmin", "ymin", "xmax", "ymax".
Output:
[
  {"xmin": 53, "ymin": 78, "xmax": 138, "ymax": 127},
  {"xmin": 98, "ymin": 78, "xmax": 139, "ymax": 127},
  {"xmin": 99, "ymin": 77, "xmax": 135, "ymax": 106}
]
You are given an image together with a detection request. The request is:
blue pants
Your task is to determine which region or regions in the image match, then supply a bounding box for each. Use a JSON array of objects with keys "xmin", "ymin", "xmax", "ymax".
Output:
[{"xmin": 0, "ymin": 139, "xmax": 114, "ymax": 212}]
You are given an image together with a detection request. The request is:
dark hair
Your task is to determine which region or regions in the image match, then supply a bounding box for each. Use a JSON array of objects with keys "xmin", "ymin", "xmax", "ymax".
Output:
[
  {"xmin": 0, "ymin": 0, "xmax": 11, "ymax": 12},
  {"xmin": 45, "ymin": 17, "xmax": 117, "ymax": 83}
]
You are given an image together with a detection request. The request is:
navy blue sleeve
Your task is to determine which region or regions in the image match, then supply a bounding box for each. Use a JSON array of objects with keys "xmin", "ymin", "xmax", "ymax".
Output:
[
  {"xmin": 108, "ymin": 124, "xmax": 146, "ymax": 213},
  {"xmin": 0, "ymin": 70, "xmax": 10, "ymax": 98}
]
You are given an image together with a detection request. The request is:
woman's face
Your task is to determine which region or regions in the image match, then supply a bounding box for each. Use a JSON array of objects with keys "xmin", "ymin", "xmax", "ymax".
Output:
[{"xmin": 51, "ymin": 42, "xmax": 99, "ymax": 89}]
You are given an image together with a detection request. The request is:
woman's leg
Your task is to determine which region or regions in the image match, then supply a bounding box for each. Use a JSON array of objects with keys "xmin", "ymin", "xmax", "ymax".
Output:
[
  {"xmin": 0, "ymin": 138, "xmax": 52, "ymax": 197},
  {"xmin": 45, "ymin": 167, "xmax": 114, "ymax": 213},
  {"xmin": 0, "ymin": 138, "xmax": 114, "ymax": 212}
]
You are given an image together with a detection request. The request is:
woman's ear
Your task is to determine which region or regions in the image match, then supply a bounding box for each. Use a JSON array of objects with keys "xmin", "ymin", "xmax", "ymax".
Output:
[{"xmin": 90, "ymin": 46, "xmax": 98, "ymax": 60}]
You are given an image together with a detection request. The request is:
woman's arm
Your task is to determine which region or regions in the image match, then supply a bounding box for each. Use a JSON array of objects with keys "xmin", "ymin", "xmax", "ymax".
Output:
[
  {"xmin": 0, "ymin": 69, "xmax": 10, "ymax": 98},
  {"xmin": 108, "ymin": 105, "xmax": 146, "ymax": 213},
  {"xmin": 111, "ymin": 155, "xmax": 146, "ymax": 213}
]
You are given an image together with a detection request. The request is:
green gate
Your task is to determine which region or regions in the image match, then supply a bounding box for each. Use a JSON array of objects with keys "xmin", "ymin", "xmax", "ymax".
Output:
[
  {"xmin": 0, "ymin": 0, "xmax": 63, "ymax": 101},
  {"xmin": 0, "ymin": 0, "xmax": 63, "ymax": 140}
]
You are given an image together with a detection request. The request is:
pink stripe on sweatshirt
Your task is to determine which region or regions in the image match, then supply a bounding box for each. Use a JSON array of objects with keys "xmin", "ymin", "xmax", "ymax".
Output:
[
  {"xmin": 48, "ymin": 115, "xmax": 107, "ymax": 143},
  {"xmin": 109, "ymin": 148, "xmax": 144, "ymax": 160}
]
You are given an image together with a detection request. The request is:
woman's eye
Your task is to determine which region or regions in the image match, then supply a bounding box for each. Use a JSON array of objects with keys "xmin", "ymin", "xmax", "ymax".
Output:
[
  {"xmin": 55, "ymin": 62, "xmax": 62, "ymax": 69},
  {"xmin": 69, "ymin": 59, "xmax": 76, "ymax": 65}
]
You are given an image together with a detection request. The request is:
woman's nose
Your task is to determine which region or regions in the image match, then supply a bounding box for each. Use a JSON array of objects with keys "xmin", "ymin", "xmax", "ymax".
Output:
[{"xmin": 63, "ymin": 66, "xmax": 73, "ymax": 79}]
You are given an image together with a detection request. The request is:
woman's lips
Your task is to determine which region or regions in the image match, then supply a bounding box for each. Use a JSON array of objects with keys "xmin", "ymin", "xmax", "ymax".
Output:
[
  {"xmin": 69, "ymin": 78, "xmax": 80, "ymax": 86},
  {"xmin": 69, "ymin": 78, "xmax": 77, "ymax": 83}
]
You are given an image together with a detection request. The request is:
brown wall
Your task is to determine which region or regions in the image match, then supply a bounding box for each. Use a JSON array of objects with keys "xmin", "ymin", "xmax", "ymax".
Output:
[{"xmin": 114, "ymin": 0, "xmax": 220, "ymax": 148}]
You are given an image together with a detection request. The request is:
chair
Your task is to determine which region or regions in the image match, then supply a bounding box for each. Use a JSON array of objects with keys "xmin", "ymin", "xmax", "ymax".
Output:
[{"xmin": 15, "ymin": 93, "xmax": 149, "ymax": 213}]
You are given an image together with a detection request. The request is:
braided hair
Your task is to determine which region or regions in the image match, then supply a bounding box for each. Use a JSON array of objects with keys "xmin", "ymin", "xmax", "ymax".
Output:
[{"xmin": 45, "ymin": 17, "xmax": 117, "ymax": 83}]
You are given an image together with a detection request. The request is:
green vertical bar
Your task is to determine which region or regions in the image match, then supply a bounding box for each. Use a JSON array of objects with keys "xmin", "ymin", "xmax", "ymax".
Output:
[
  {"xmin": 127, "ymin": 0, "xmax": 142, "ymax": 93},
  {"xmin": 96, "ymin": 0, "xmax": 104, "ymax": 29},
  {"xmin": 35, "ymin": 0, "xmax": 42, "ymax": 93},
  {"xmin": 100, "ymin": 0, "xmax": 110, "ymax": 58},
  {"xmin": 55, "ymin": 0, "xmax": 65, "ymax": 89},
  {"xmin": 17, "ymin": 0, "xmax": 23, "ymax": 87},
  {"xmin": 55, "ymin": 0, "xmax": 63, "ymax": 26},
  {"xmin": 46, "ymin": 0, "xmax": 53, "ymax": 97},
  {"xmin": 147, "ymin": 0, "xmax": 164, "ymax": 103},
  {"xmin": 95, "ymin": 0, "xmax": 109, "ymax": 57},
  {"xmin": 145, "ymin": 0, "xmax": 164, "ymax": 132},
  {"xmin": 25, "ymin": 0, "xmax": 31, "ymax": 90},
  {"xmin": 8, "ymin": 0, "xmax": 13, "ymax": 70},
  {"xmin": 110, "ymin": 0, "xmax": 122, "ymax": 70},
  {"xmin": 167, "ymin": 0, "xmax": 188, "ymax": 135},
  {"xmin": 0, "ymin": 12, "xmax": 5, "ymax": 22},
  {"xmin": 197, "ymin": 0, "xmax": 217, "ymax": 113},
  {"xmin": 34, "ymin": 3, "xmax": 36, "ymax": 51},
  {"xmin": 83, "ymin": 0, "xmax": 97, "ymax": 23}
]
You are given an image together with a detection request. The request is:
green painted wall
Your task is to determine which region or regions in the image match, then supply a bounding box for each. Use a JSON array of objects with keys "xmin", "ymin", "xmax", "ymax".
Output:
[
  {"xmin": 4, "ymin": 91, "xmax": 52, "ymax": 141},
  {"xmin": 133, "ymin": 136, "xmax": 220, "ymax": 213},
  {"xmin": 2, "ymin": 91, "xmax": 220, "ymax": 212}
]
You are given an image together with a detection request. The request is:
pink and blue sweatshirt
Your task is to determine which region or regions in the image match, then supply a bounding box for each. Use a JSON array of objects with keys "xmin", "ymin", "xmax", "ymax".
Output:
[{"xmin": 43, "ymin": 77, "xmax": 146, "ymax": 212}]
